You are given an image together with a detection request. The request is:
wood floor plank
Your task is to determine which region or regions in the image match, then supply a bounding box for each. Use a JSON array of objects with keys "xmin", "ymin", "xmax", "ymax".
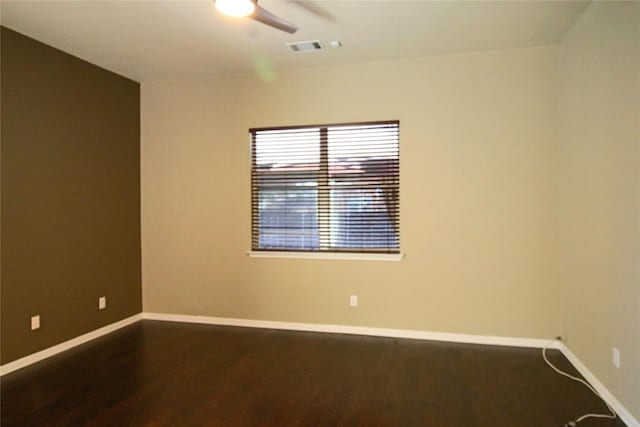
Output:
[{"xmin": 0, "ymin": 321, "xmax": 627, "ymax": 427}]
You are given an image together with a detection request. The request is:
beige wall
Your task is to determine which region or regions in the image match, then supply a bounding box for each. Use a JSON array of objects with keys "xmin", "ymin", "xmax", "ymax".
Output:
[
  {"xmin": 142, "ymin": 46, "xmax": 559, "ymax": 339},
  {"xmin": 557, "ymin": 2, "xmax": 640, "ymax": 420}
]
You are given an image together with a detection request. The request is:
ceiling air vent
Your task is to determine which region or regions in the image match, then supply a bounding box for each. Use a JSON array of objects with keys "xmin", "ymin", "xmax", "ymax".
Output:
[{"xmin": 287, "ymin": 40, "xmax": 323, "ymax": 53}]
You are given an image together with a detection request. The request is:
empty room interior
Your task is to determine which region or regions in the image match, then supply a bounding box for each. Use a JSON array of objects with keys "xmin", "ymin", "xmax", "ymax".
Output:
[{"xmin": 1, "ymin": 0, "xmax": 639, "ymax": 426}]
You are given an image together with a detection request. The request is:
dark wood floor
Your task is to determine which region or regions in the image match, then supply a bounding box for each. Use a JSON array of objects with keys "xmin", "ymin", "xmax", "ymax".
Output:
[{"xmin": 1, "ymin": 321, "xmax": 626, "ymax": 427}]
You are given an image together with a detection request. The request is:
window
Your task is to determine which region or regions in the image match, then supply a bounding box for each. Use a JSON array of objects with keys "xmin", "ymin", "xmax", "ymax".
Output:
[{"xmin": 250, "ymin": 121, "xmax": 399, "ymax": 254}]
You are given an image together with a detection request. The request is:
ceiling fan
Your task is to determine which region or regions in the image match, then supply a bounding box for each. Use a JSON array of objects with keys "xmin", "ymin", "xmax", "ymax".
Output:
[{"xmin": 215, "ymin": 0, "xmax": 301, "ymax": 34}]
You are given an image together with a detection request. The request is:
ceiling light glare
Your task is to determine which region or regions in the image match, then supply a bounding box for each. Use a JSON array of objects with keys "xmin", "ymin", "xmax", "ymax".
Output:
[{"xmin": 215, "ymin": 0, "xmax": 255, "ymax": 17}]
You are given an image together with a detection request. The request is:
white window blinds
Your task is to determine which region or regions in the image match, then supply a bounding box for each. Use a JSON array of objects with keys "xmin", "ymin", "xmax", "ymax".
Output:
[{"xmin": 251, "ymin": 121, "xmax": 399, "ymax": 254}]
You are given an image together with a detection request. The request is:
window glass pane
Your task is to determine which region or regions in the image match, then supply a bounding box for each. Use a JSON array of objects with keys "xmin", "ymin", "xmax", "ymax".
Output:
[
  {"xmin": 253, "ymin": 128, "xmax": 321, "ymax": 250},
  {"xmin": 327, "ymin": 124, "xmax": 399, "ymax": 251},
  {"xmin": 329, "ymin": 188, "xmax": 398, "ymax": 249},
  {"xmin": 258, "ymin": 186, "xmax": 319, "ymax": 250}
]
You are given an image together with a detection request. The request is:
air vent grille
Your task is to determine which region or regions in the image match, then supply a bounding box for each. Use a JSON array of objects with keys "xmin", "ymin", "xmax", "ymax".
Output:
[{"xmin": 287, "ymin": 41, "xmax": 323, "ymax": 53}]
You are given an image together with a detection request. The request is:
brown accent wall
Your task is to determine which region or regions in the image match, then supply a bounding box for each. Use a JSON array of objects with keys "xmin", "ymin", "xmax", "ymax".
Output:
[{"xmin": 1, "ymin": 27, "xmax": 141, "ymax": 364}]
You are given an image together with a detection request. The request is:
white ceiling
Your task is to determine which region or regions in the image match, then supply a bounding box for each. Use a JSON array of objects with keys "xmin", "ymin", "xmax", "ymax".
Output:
[{"xmin": 1, "ymin": 0, "xmax": 589, "ymax": 82}]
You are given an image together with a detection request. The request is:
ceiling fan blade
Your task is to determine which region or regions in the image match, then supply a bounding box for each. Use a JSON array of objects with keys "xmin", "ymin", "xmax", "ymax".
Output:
[
  {"xmin": 287, "ymin": 0, "xmax": 334, "ymax": 22},
  {"xmin": 251, "ymin": 5, "xmax": 299, "ymax": 34}
]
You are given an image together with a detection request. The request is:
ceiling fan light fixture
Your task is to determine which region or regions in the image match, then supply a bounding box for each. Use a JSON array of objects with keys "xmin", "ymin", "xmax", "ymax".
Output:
[{"xmin": 215, "ymin": 0, "xmax": 255, "ymax": 17}]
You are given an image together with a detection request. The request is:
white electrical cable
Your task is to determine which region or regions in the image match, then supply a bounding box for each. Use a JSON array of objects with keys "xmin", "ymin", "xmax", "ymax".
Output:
[{"xmin": 542, "ymin": 341, "xmax": 617, "ymax": 425}]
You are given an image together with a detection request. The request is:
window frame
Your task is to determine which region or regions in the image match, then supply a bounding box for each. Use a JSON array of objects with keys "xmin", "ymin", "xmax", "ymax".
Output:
[{"xmin": 249, "ymin": 120, "xmax": 401, "ymax": 259}]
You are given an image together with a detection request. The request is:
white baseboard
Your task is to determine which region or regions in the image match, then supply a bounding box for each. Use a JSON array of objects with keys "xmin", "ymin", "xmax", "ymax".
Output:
[
  {"xmin": 0, "ymin": 314, "xmax": 142, "ymax": 377},
  {"xmin": 142, "ymin": 312, "xmax": 557, "ymax": 349},
  {"xmin": 559, "ymin": 343, "xmax": 640, "ymax": 427}
]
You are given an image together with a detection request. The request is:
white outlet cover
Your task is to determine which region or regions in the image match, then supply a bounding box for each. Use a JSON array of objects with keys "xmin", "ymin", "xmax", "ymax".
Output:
[
  {"xmin": 99, "ymin": 296, "xmax": 107, "ymax": 310},
  {"xmin": 350, "ymin": 295, "xmax": 358, "ymax": 307},
  {"xmin": 612, "ymin": 347, "xmax": 621, "ymax": 369},
  {"xmin": 31, "ymin": 315, "xmax": 40, "ymax": 330}
]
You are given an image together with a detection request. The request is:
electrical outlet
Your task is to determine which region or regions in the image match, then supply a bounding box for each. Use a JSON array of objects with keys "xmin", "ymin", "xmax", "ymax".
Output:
[
  {"xmin": 612, "ymin": 347, "xmax": 620, "ymax": 369},
  {"xmin": 99, "ymin": 296, "xmax": 107, "ymax": 310},
  {"xmin": 31, "ymin": 315, "xmax": 40, "ymax": 331},
  {"xmin": 350, "ymin": 295, "xmax": 358, "ymax": 307}
]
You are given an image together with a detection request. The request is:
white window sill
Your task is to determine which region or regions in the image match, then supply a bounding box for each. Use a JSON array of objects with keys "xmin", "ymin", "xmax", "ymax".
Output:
[{"xmin": 246, "ymin": 251, "xmax": 404, "ymax": 261}]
